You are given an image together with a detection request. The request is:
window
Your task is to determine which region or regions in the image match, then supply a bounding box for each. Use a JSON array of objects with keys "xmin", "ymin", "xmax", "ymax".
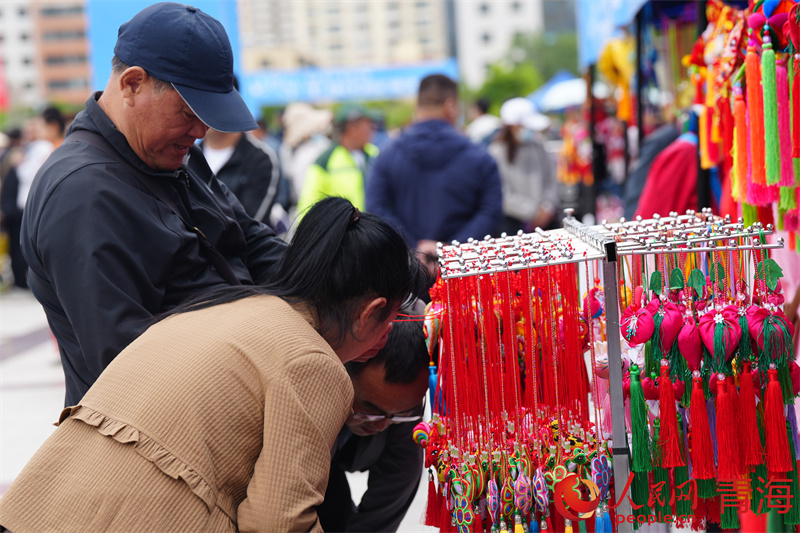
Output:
[
  {"xmin": 48, "ymin": 78, "xmax": 89, "ymax": 90},
  {"xmin": 22, "ymin": 56, "xmax": 33, "ymax": 65},
  {"xmin": 479, "ymin": 3, "xmax": 489, "ymax": 14},
  {"xmin": 389, "ymin": 19, "xmax": 400, "ymax": 29},
  {"xmin": 328, "ymin": 25, "xmax": 341, "ymax": 33},
  {"xmin": 18, "ymin": 7, "xmax": 28, "ymax": 16},
  {"xmin": 482, "ymin": 32, "xmax": 491, "ymax": 44},
  {"xmin": 41, "ymin": 5, "xmax": 83, "ymax": 17},
  {"xmin": 43, "ymin": 30, "xmax": 86, "ymax": 41},
  {"xmin": 20, "ymin": 32, "xmax": 30, "ymax": 41},
  {"xmin": 45, "ymin": 54, "xmax": 87, "ymax": 66},
  {"xmin": 388, "ymin": 2, "xmax": 399, "ymax": 9},
  {"xmin": 260, "ymin": 59, "xmax": 271, "ymax": 68},
  {"xmin": 511, "ymin": 1, "xmax": 521, "ymax": 11},
  {"xmin": 24, "ymin": 81, "xmax": 35, "ymax": 90}
]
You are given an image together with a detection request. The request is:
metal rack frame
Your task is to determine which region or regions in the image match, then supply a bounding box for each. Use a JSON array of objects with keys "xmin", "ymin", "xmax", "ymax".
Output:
[{"xmin": 434, "ymin": 209, "xmax": 783, "ymax": 533}]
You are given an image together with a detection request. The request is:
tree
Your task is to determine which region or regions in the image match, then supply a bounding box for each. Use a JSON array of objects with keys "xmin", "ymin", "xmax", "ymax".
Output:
[
  {"xmin": 508, "ymin": 32, "xmax": 579, "ymax": 83},
  {"xmin": 476, "ymin": 62, "xmax": 543, "ymax": 115}
]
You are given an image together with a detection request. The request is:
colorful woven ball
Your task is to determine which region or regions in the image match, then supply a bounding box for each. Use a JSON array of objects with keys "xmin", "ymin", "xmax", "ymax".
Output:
[{"xmin": 412, "ymin": 421, "xmax": 431, "ymax": 448}]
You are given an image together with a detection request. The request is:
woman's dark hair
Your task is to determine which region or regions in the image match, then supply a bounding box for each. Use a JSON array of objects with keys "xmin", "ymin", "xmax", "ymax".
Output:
[
  {"xmin": 345, "ymin": 314, "xmax": 433, "ymax": 385},
  {"xmin": 170, "ymin": 197, "xmax": 427, "ymax": 348},
  {"xmin": 498, "ymin": 124, "xmax": 520, "ymax": 165}
]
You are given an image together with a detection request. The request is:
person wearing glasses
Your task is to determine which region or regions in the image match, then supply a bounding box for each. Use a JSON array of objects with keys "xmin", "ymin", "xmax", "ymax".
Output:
[{"xmin": 317, "ymin": 312, "xmax": 431, "ymax": 532}]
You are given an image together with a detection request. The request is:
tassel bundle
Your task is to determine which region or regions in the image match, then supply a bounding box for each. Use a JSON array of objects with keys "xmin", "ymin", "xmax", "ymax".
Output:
[
  {"xmin": 777, "ymin": 60, "xmax": 794, "ymax": 187},
  {"xmin": 714, "ymin": 375, "xmax": 741, "ymax": 480},
  {"xmin": 629, "ymin": 365, "xmax": 652, "ymax": 472},
  {"xmin": 658, "ymin": 362, "xmax": 685, "ymax": 468},
  {"xmin": 733, "ymin": 91, "xmax": 749, "ymax": 201},
  {"xmin": 424, "ymin": 471, "xmax": 440, "ymax": 527},
  {"xmin": 747, "ymin": 40, "xmax": 767, "ymax": 187},
  {"xmin": 793, "ymin": 54, "xmax": 800, "ymax": 158},
  {"xmin": 690, "ymin": 375, "xmax": 717, "ymax": 479},
  {"xmin": 739, "ymin": 362, "xmax": 765, "ymax": 467},
  {"xmin": 764, "ymin": 368, "xmax": 793, "ymax": 477},
  {"xmin": 762, "ymin": 33, "xmax": 781, "ymax": 186}
]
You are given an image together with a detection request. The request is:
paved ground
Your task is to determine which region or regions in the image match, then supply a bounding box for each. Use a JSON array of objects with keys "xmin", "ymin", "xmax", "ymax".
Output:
[{"xmin": 0, "ymin": 287, "xmax": 434, "ymax": 531}]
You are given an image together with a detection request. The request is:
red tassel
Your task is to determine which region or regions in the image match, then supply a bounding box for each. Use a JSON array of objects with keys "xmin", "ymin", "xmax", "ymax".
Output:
[
  {"xmin": 658, "ymin": 362, "xmax": 685, "ymax": 467},
  {"xmin": 764, "ymin": 368, "xmax": 793, "ymax": 477},
  {"xmin": 793, "ymin": 55, "xmax": 799, "ymax": 159},
  {"xmin": 706, "ymin": 495, "xmax": 721, "ymax": 526},
  {"xmin": 690, "ymin": 375, "xmax": 717, "ymax": 479},
  {"xmin": 715, "ymin": 375, "xmax": 741, "ymax": 480},
  {"xmin": 746, "ymin": 45, "xmax": 767, "ymax": 186},
  {"xmin": 739, "ymin": 362, "xmax": 765, "ymax": 467},
  {"xmin": 472, "ymin": 513, "xmax": 482, "ymax": 532},
  {"xmin": 441, "ymin": 494, "xmax": 454, "ymax": 532},
  {"xmin": 734, "ymin": 92, "xmax": 749, "ymax": 201},
  {"xmin": 424, "ymin": 473, "xmax": 440, "ymax": 527}
]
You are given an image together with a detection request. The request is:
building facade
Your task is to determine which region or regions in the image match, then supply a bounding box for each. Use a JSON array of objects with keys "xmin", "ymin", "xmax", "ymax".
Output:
[
  {"xmin": 454, "ymin": 0, "xmax": 544, "ymax": 88},
  {"xmin": 238, "ymin": 0, "xmax": 450, "ymax": 72},
  {"xmin": 0, "ymin": 0, "xmax": 89, "ymax": 109}
]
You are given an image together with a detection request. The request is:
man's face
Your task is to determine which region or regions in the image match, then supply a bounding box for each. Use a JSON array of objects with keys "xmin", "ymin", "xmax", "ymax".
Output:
[
  {"xmin": 346, "ymin": 117, "xmax": 375, "ymax": 149},
  {"xmin": 126, "ymin": 82, "xmax": 209, "ymax": 171},
  {"xmin": 346, "ymin": 364, "xmax": 429, "ymax": 437}
]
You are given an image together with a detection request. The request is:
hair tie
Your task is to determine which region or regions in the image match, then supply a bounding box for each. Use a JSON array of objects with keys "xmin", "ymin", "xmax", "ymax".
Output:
[{"xmin": 351, "ymin": 207, "xmax": 361, "ymax": 224}]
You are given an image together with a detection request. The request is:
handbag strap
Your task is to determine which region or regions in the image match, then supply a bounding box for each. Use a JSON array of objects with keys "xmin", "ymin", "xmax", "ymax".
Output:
[{"xmin": 68, "ymin": 130, "xmax": 242, "ymax": 286}]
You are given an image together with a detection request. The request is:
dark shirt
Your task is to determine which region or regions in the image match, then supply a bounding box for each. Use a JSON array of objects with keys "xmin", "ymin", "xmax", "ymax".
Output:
[
  {"xmin": 21, "ymin": 93, "xmax": 286, "ymax": 405},
  {"xmin": 201, "ymin": 133, "xmax": 283, "ymax": 224},
  {"xmin": 318, "ymin": 422, "xmax": 424, "ymax": 532}
]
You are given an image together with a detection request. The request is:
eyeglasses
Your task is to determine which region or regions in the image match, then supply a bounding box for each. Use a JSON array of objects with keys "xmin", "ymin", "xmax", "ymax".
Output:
[{"xmin": 351, "ymin": 397, "xmax": 426, "ymax": 424}]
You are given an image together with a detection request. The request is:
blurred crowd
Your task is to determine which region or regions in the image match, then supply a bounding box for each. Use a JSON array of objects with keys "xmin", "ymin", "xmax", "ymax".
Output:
[{"xmin": 0, "ymin": 74, "xmax": 567, "ymax": 292}]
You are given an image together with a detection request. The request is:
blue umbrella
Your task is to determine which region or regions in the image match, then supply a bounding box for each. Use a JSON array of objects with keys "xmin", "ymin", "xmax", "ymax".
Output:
[{"xmin": 527, "ymin": 70, "xmax": 579, "ymax": 110}]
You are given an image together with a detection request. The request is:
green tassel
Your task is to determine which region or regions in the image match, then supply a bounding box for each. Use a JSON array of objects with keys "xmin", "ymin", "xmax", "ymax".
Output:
[
  {"xmin": 795, "ymin": 158, "xmax": 800, "ymax": 185},
  {"xmin": 785, "ymin": 421, "xmax": 800, "ymax": 524},
  {"xmin": 698, "ymin": 478, "xmax": 718, "ymax": 499},
  {"xmin": 738, "ymin": 313, "xmax": 752, "ymax": 366},
  {"xmin": 762, "ymin": 40, "xmax": 781, "ymax": 186},
  {"xmin": 668, "ymin": 342, "xmax": 691, "ymax": 406},
  {"xmin": 673, "ymin": 465, "xmax": 693, "ymax": 516},
  {"xmin": 652, "ymin": 465, "xmax": 672, "ymax": 515},
  {"xmin": 752, "ymin": 462, "xmax": 770, "ymax": 514},
  {"xmin": 629, "ymin": 365, "xmax": 652, "ymax": 472},
  {"xmin": 644, "ymin": 340, "xmax": 657, "ymax": 382},
  {"xmin": 632, "ymin": 470, "xmax": 652, "ymax": 517},
  {"xmin": 779, "ymin": 362, "xmax": 794, "ymax": 405},
  {"xmin": 713, "ymin": 322, "xmax": 727, "ymax": 373},
  {"xmin": 652, "ymin": 313, "xmax": 664, "ymax": 362},
  {"xmin": 780, "ymin": 187, "xmax": 798, "ymax": 211},
  {"xmin": 778, "ymin": 208, "xmax": 786, "ymax": 231},
  {"xmin": 743, "ymin": 202, "xmax": 759, "ymax": 228},
  {"xmin": 721, "ymin": 498, "xmax": 741, "ymax": 529}
]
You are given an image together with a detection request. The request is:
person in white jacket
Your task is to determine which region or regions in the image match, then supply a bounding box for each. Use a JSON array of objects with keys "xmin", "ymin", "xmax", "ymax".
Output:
[{"xmin": 487, "ymin": 98, "xmax": 558, "ymax": 234}]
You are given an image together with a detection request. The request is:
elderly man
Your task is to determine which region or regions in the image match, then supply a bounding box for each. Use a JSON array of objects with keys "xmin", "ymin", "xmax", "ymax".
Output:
[{"xmin": 20, "ymin": 2, "xmax": 286, "ymax": 406}]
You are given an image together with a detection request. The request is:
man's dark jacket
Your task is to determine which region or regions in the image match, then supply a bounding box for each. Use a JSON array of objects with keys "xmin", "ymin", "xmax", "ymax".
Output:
[
  {"xmin": 318, "ymin": 422, "xmax": 423, "ymax": 532},
  {"xmin": 201, "ymin": 133, "xmax": 281, "ymax": 224},
  {"xmin": 21, "ymin": 93, "xmax": 286, "ymax": 406},
  {"xmin": 365, "ymin": 119, "xmax": 503, "ymax": 246}
]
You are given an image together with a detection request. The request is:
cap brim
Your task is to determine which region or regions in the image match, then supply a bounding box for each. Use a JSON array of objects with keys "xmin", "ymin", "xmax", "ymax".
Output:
[{"xmin": 173, "ymin": 83, "xmax": 257, "ymax": 133}]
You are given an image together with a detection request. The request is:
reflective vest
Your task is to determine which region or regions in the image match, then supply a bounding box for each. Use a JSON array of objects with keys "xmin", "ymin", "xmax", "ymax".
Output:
[{"xmin": 297, "ymin": 143, "xmax": 378, "ymax": 216}]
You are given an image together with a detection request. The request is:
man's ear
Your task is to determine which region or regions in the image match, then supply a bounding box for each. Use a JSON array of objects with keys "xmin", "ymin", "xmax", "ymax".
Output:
[
  {"xmin": 353, "ymin": 297, "xmax": 388, "ymax": 336},
  {"xmin": 119, "ymin": 66, "xmax": 148, "ymax": 106}
]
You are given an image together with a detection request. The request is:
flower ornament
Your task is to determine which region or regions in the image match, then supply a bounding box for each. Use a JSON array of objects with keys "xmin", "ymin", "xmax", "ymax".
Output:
[
  {"xmin": 488, "ymin": 479, "xmax": 501, "ymax": 524},
  {"xmin": 591, "ymin": 455, "xmax": 612, "ymax": 501},
  {"xmin": 514, "ymin": 473, "xmax": 533, "ymax": 515},
  {"xmin": 533, "ymin": 467, "xmax": 549, "ymax": 512}
]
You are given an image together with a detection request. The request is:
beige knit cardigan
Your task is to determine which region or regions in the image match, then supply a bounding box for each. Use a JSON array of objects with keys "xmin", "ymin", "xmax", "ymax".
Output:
[{"xmin": 0, "ymin": 295, "xmax": 353, "ymax": 533}]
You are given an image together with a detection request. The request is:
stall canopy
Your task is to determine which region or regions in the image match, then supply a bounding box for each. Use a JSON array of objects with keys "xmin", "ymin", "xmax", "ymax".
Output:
[{"xmin": 528, "ymin": 70, "xmax": 578, "ymax": 109}]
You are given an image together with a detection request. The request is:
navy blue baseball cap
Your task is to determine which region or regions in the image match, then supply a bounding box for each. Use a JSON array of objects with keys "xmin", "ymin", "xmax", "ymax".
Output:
[{"xmin": 114, "ymin": 2, "xmax": 257, "ymax": 133}]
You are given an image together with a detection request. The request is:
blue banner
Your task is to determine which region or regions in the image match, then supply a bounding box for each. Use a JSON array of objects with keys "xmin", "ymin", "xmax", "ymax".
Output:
[
  {"xmin": 240, "ymin": 59, "xmax": 460, "ymax": 108},
  {"xmin": 575, "ymin": 0, "xmax": 648, "ymax": 69}
]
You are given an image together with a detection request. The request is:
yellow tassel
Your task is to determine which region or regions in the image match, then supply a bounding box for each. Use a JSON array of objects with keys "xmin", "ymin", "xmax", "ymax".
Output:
[
  {"xmin": 514, "ymin": 524, "xmax": 525, "ymax": 533},
  {"xmin": 564, "ymin": 525, "xmax": 574, "ymax": 533}
]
